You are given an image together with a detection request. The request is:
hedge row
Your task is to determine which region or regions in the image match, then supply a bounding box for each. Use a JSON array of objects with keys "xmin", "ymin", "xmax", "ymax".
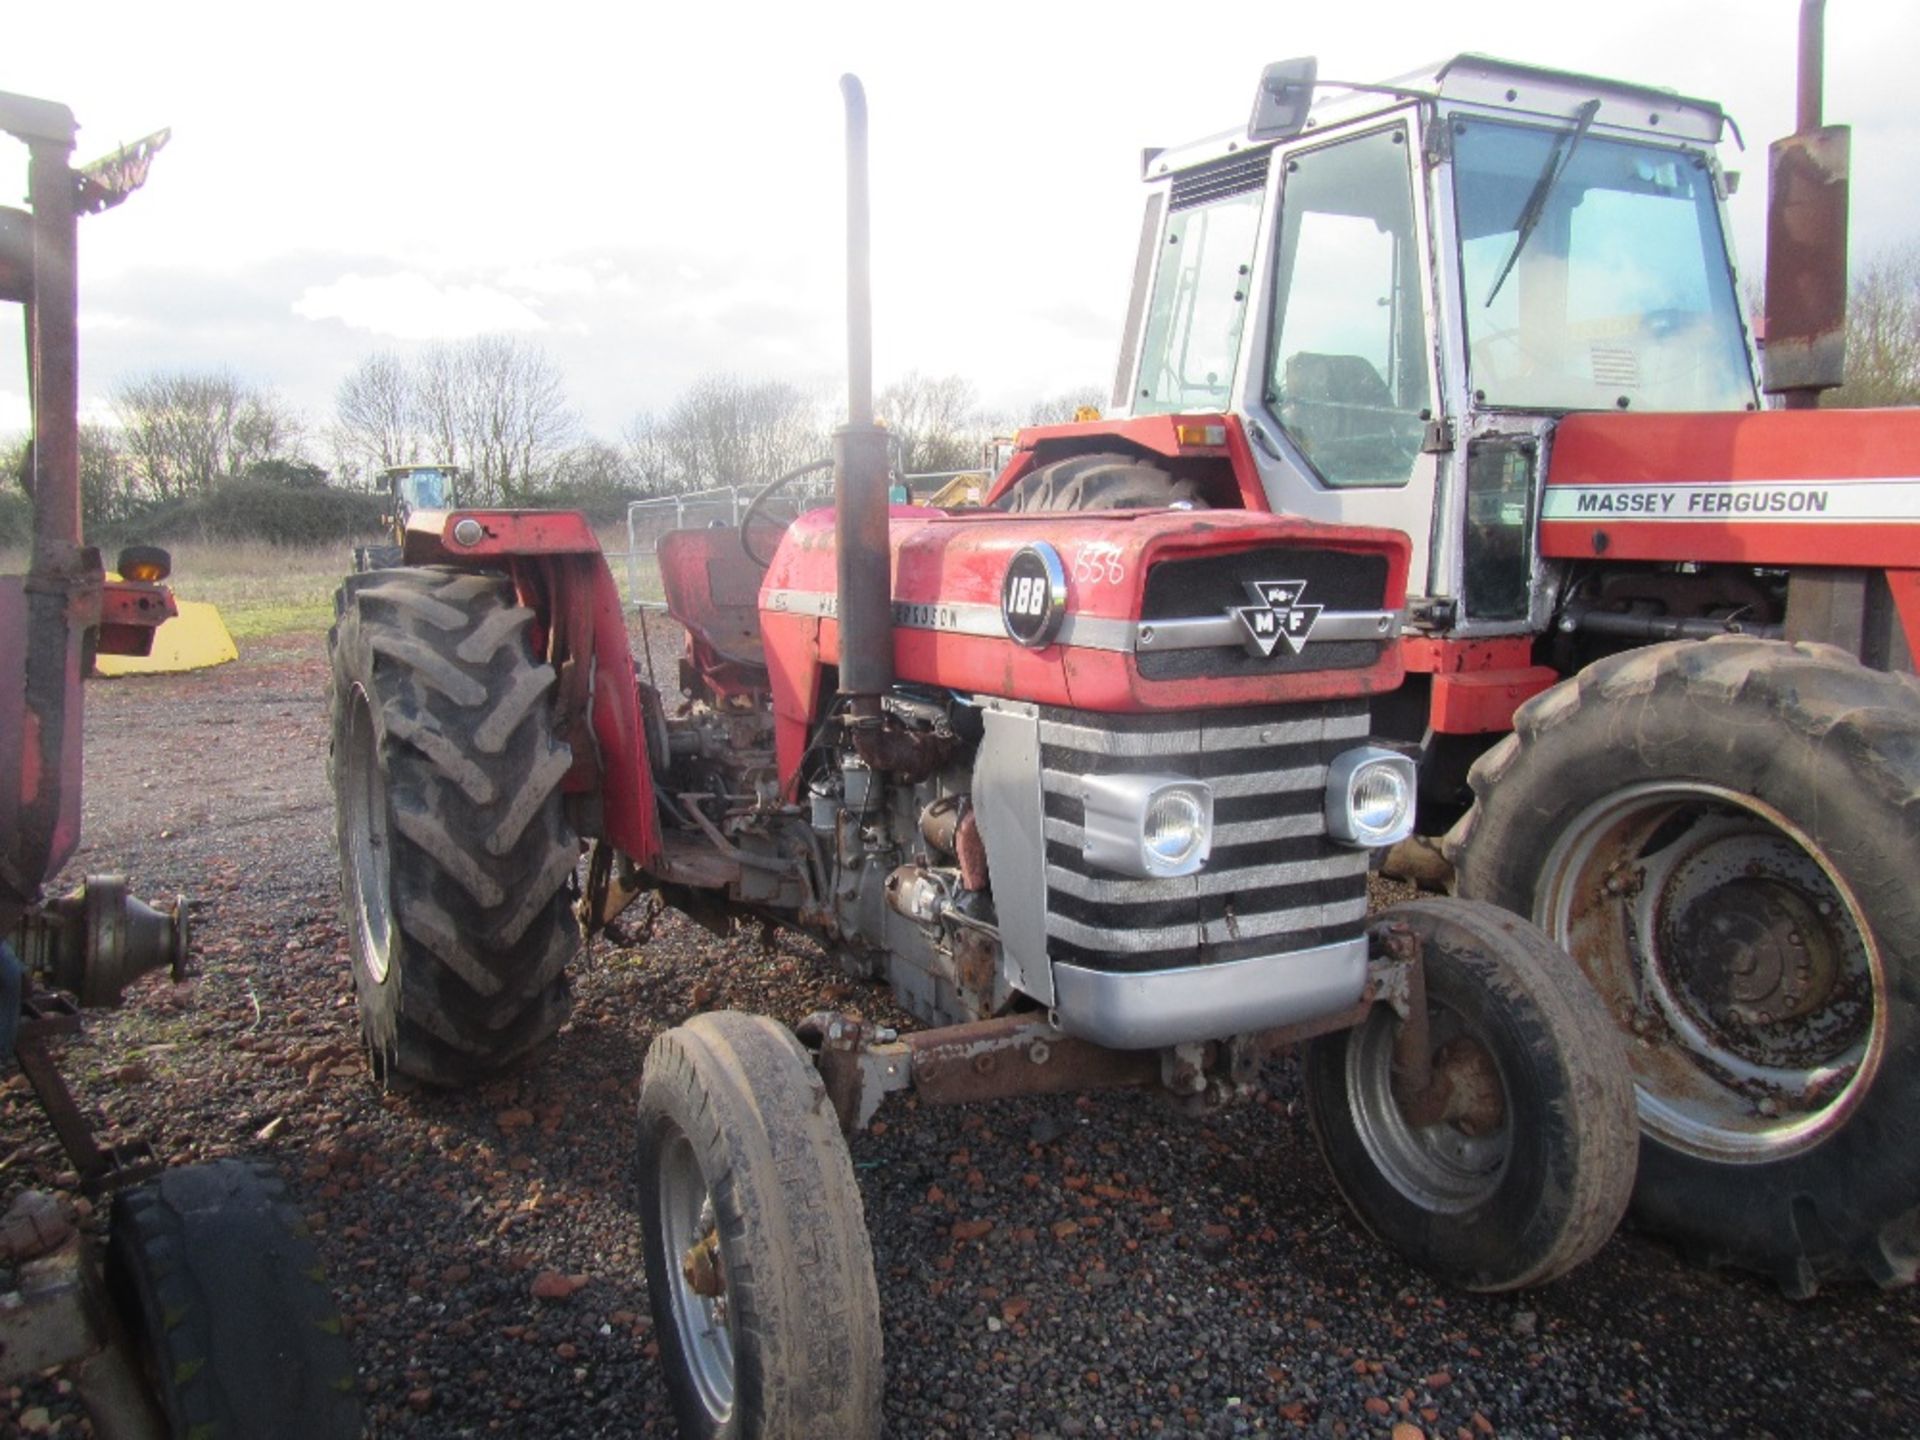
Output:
[{"xmin": 1, "ymin": 477, "xmax": 641, "ymax": 554}]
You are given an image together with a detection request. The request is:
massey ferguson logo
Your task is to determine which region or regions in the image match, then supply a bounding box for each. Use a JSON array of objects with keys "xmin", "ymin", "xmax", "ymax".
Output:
[{"xmin": 1234, "ymin": 580, "xmax": 1322, "ymax": 657}]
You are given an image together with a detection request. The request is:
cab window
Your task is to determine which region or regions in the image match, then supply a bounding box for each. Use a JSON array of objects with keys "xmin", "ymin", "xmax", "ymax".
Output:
[{"xmin": 1265, "ymin": 126, "xmax": 1432, "ymax": 487}]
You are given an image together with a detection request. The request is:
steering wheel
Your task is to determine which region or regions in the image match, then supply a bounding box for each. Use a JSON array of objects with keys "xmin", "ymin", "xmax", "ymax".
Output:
[{"xmin": 739, "ymin": 458, "xmax": 834, "ymax": 569}]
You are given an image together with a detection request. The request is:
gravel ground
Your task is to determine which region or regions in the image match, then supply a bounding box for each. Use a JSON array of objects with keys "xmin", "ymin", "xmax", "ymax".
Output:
[{"xmin": 4, "ymin": 622, "xmax": 1918, "ymax": 1439}]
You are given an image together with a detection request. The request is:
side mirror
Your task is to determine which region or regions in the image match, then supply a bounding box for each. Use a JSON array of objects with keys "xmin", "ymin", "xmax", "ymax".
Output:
[{"xmin": 1249, "ymin": 57, "xmax": 1318, "ymax": 143}]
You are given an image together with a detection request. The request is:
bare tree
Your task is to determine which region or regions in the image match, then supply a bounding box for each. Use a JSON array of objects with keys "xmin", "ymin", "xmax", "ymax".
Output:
[
  {"xmin": 113, "ymin": 369, "xmax": 305, "ymax": 501},
  {"xmin": 620, "ymin": 413, "xmax": 676, "ymax": 497},
  {"xmin": 412, "ymin": 337, "xmax": 577, "ymax": 504},
  {"xmin": 1023, "ymin": 385, "xmax": 1108, "ymax": 426},
  {"xmin": 79, "ymin": 423, "xmax": 138, "ymax": 526},
  {"xmin": 1832, "ymin": 244, "xmax": 1920, "ymax": 408},
  {"xmin": 651, "ymin": 375, "xmax": 829, "ymax": 494},
  {"xmin": 333, "ymin": 351, "xmax": 421, "ymax": 483},
  {"xmin": 876, "ymin": 371, "xmax": 981, "ymax": 475}
]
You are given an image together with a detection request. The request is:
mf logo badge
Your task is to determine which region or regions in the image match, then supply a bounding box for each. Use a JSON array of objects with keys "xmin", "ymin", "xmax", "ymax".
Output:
[
  {"xmin": 1234, "ymin": 580, "xmax": 1322, "ymax": 657},
  {"xmin": 1001, "ymin": 542, "xmax": 1068, "ymax": 648}
]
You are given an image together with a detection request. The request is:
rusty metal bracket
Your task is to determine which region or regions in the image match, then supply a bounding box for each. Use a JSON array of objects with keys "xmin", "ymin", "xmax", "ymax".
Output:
[{"xmin": 14, "ymin": 992, "xmax": 160, "ymax": 1196}]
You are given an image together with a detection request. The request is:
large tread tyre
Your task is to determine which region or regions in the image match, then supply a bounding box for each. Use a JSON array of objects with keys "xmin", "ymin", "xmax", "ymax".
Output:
[
  {"xmin": 637, "ymin": 1011, "xmax": 883, "ymax": 1439},
  {"xmin": 1448, "ymin": 637, "xmax": 1920, "ymax": 1295},
  {"xmin": 993, "ymin": 450, "xmax": 1208, "ymax": 512},
  {"xmin": 106, "ymin": 1158, "xmax": 362, "ymax": 1439},
  {"xmin": 1302, "ymin": 899, "xmax": 1638, "ymax": 1292},
  {"xmin": 328, "ymin": 565, "xmax": 579, "ymax": 1086}
]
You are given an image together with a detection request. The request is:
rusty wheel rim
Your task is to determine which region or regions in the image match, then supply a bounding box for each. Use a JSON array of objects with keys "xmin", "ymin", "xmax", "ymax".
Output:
[
  {"xmin": 658, "ymin": 1130, "xmax": 733, "ymax": 1423},
  {"xmin": 1539, "ymin": 781, "xmax": 1886, "ymax": 1163},
  {"xmin": 1344, "ymin": 1001, "xmax": 1511, "ymax": 1214}
]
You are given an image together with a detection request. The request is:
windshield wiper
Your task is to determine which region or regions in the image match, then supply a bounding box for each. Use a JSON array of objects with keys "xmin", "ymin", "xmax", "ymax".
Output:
[{"xmin": 1482, "ymin": 97, "xmax": 1602, "ymax": 308}]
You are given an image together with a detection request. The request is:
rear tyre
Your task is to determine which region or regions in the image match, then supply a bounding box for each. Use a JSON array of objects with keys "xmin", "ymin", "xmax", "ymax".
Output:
[
  {"xmin": 106, "ymin": 1158, "xmax": 362, "ymax": 1438},
  {"xmin": 352, "ymin": 543, "xmax": 404, "ymax": 573},
  {"xmin": 1302, "ymin": 899, "xmax": 1637, "ymax": 1291},
  {"xmin": 638, "ymin": 1011, "xmax": 883, "ymax": 1439},
  {"xmin": 1449, "ymin": 637, "xmax": 1920, "ymax": 1294},
  {"xmin": 328, "ymin": 566, "xmax": 579, "ymax": 1085},
  {"xmin": 993, "ymin": 450, "xmax": 1206, "ymax": 512}
]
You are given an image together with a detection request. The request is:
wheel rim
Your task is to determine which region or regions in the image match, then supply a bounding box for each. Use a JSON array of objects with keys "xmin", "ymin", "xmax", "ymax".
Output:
[
  {"xmin": 340, "ymin": 685, "xmax": 393, "ymax": 984},
  {"xmin": 1343, "ymin": 1000, "xmax": 1511, "ymax": 1214},
  {"xmin": 658, "ymin": 1129, "xmax": 734, "ymax": 1423},
  {"xmin": 1538, "ymin": 781, "xmax": 1886, "ymax": 1162}
]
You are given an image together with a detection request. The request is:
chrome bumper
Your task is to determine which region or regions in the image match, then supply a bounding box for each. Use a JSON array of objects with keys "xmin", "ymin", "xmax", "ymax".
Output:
[{"xmin": 1050, "ymin": 935, "xmax": 1370, "ymax": 1050}]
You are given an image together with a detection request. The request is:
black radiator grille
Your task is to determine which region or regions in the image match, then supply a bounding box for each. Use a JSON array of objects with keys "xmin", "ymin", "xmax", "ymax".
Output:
[
  {"xmin": 1039, "ymin": 701, "xmax": 1370, "ymax": 974},
  {"xmin": 1138, "ymin": 547, "xmax": 1391, "ymax": 681}
]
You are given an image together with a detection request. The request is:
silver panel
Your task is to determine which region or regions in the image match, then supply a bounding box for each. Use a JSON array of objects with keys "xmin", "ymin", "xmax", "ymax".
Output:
[
  {"xmin": 1046, "ymin": 810, "xmax": 1326, "ymax": 850},
  {"xmin": 971, "ymin": 701, "xmax": 1053, "ymax": 1006},
  {"xmin": 1046, "ymin": 849, "xmax": 1367, "ymax": 904},
  {"xmin": 1046, "ymin": 894, "xmax": 1370, "ymax": 954},
  {"xmin": 1052, "ymin": 936, "xmax": 1370, "ymax": 1049},
  {"xmin": 761, "ymin": 586, "xmax": 1395, "ymax": 657},
  {"xmin": 1038, "ymin": 709, "xmax": 1366, "ymax": 757},
  {"xmin": 1047, "ymin": 764, "xmax": 1325, "ymax": 801},
  {"xmin": 1135, "ymin": 610, "xmax": 1400, "ymax": 651}
]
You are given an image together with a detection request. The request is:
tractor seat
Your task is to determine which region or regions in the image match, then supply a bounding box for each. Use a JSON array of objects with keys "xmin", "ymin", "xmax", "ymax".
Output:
[{"xmin": 655, "ymin": 528, "xmax": 768, "ymax": 671}]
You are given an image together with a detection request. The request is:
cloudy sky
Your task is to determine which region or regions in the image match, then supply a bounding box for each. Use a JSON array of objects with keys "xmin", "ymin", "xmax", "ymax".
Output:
[{"xmin": 6, "ymin": 0, "xmax": 1915, "ymax": 453}]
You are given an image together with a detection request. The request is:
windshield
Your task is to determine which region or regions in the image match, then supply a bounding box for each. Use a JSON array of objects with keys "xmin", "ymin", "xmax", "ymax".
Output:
[
  {"xmin": 1452, "ymin": 117, "xmax": 1755, "ymax": 412},
  {"xmin": 399, "ymin": 468, "xmax": 450, "ymax": 508}
]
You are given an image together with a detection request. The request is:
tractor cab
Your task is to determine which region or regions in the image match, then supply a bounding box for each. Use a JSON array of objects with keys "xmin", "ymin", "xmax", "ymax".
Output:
[
  {"xmin": 383, "ymin": 462, "xmax": 461, "ymax": 525},
  {"xmin": 1113, "ymin": 55, "xmax": 1756, "ymax": 635}
]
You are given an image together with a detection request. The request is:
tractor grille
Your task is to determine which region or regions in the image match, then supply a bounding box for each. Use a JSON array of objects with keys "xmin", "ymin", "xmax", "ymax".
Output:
[
  {"xmin": 1138, "ymin": 546, "xmax": 1392, "ymax": 681},
  {"xmin": 1038, "ymin": 701, "xmax": 1371, "ymax": 974}
]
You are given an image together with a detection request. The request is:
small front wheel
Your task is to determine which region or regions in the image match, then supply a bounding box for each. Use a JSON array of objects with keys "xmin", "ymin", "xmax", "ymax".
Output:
[
  {"xmin": 1303, "ymin": 899, "xmax": 1637, "ymax": 1291},
  {"xmin": 637, "ymin": 1012, "xmax": 882, "ymax": 1439}
]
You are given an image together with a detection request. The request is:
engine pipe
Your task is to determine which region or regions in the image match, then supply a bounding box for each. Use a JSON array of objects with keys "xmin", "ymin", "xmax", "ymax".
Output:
[{"xmin": 834, "ymin": 74, "xmax": 894, "ymax": 718}]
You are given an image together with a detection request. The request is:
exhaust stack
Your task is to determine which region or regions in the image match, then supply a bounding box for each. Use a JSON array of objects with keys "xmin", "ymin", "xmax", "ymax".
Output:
[
  {"xmin": 834, "ymin": 74, "xmax": 894, "ymax": 720},
  {"xmin": 1762, "ymin": 0, "xmax": 1850, "ymax": 406}
]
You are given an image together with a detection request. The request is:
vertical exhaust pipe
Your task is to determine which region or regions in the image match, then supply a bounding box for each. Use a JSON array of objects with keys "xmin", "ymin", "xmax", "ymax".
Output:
[
  {"xmin": 834, "ymin": 74, "xmax": 894, "ymax": 721},
  {"xmin": 1763, "ymin": 0, "xmax": 1849, "ymax": 407}
]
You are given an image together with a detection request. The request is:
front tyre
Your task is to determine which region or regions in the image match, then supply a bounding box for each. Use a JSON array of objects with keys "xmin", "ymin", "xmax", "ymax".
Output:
[
  {"xmin": 328, "ymin": 566, "xmax": 580, "ymax": 1085},
  {"xmin": 1449, "ymin": 637, "xmax": 1920, "ymax": 1294},
  {"xmin": 637, "ymin": 1012, "xmax": 882, "ymax": 1439},
  {"xmin": 1303, "ymin": 899, "xmax": 1637, "ymax": 1291}
]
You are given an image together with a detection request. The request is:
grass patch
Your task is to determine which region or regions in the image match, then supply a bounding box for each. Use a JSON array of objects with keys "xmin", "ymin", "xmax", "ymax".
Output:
[
  {"xmin": 164, "ymin": 539, "xmax": 352, "ymax": 640},
  {"xmin": 4, "ymin": 522, "xmax": 667, "ymax": 639}
]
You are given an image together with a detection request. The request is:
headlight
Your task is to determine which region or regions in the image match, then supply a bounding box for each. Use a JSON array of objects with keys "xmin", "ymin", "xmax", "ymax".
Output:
[
  {"xmin": 1325, "ymin": 746, "xmax": 1416, "ymax": 848},
  {"xmin": 1082, "ymin": 775, "xmax": 1214, "ymax": 878}
]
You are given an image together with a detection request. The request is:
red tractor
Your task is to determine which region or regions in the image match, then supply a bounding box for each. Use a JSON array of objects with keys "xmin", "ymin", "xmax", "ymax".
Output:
[
  {"xmin": 1093, "ymin": 21, "xmax": 1917, "ymax": 1303},
  {"xmin": 329, "ymin": 77, "xmax": 1642, "ymax": 1438},
  {"xmin": 0, "ymin": 93, "xmax": 359, "ymax": 1438}
]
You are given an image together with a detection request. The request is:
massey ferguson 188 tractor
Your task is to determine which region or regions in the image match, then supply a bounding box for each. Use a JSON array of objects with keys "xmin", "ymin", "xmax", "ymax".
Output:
[{"xmin": 328, "ymin": 74, "xmax": 1644, "ymax": 1438}]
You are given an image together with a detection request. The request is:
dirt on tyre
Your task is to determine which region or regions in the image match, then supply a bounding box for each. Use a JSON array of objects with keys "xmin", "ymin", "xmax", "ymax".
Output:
[
  {"xmin": 329, "ymin": 565, "xmax": 579, "ymax": 1086},
  {"xmin": 1303, "ymin": 899, "xmax": 1638, "ymax": 1291},
  {"xmin": 637, "ymin": 1011, "xmax": 883, "ymax": 1439},
  {"xmin": 1448, "ymin": 636, "xmax": 1920, "ymax": 1295},
  {"xmin": 107, "ymin": 1157, "xmax": 362, "ymax": 1438}
]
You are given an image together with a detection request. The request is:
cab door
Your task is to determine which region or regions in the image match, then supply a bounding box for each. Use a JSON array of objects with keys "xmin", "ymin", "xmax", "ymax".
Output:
[{"xmin": 1236, "ymin": 112, "xmax": 1447, "ymax": 604}]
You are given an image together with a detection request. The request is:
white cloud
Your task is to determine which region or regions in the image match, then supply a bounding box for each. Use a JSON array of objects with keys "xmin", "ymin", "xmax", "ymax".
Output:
[
  {"xmin": 499, "ymin": 263, "xmax": 597, "ymax": 297},
  {"xmin": 292, "ymin": 272, "xmax": 548, "ymax": 340}
]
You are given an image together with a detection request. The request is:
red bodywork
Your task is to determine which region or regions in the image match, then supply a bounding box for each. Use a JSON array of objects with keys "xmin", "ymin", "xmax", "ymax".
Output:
[
  {"xmin": 407, "ymin": 510, "xmax": 661, "ymax": 867},
  {"xmin": 759, "ymin": 505, "xmax": 1409, "ymax": 786},
  {"xmin": 1541, "ymin": 408, "xmax": 1920, "ymax": 569},
  {"xmin": 1399, "ymin": 636, "xmax": 1560, "ymax": 735}
]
